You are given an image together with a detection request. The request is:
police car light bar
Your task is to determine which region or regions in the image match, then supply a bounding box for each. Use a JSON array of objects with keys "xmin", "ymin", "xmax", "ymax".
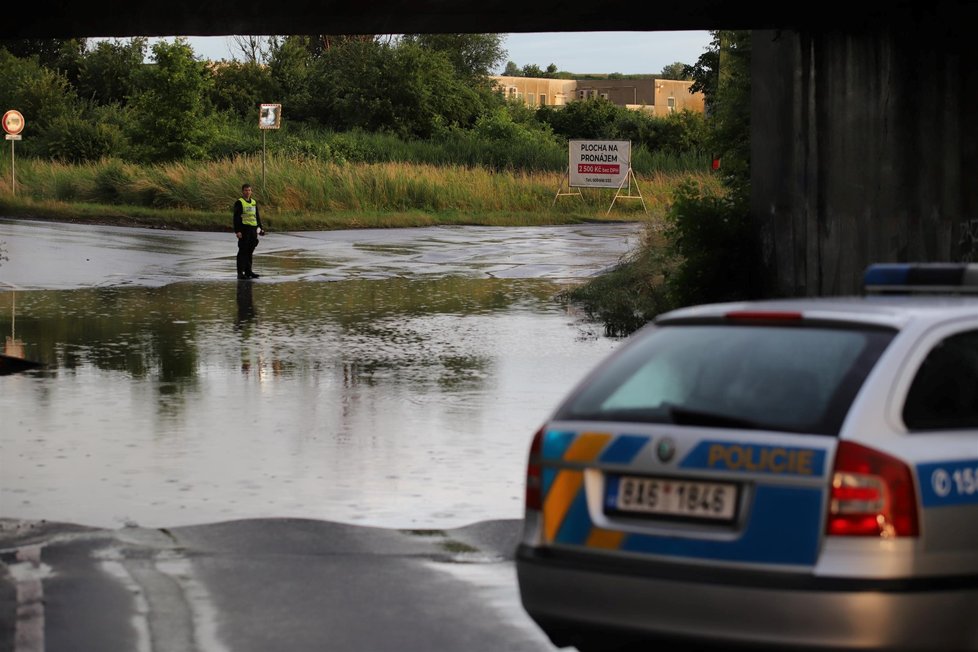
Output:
[{"xmin": 863, "ymin": 263, "xmax": 978, "ymax": 294}]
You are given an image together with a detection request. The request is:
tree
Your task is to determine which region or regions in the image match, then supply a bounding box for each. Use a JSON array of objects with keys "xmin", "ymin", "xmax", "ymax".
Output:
[
  {"xmin": 686, "ymin": 30, "xmax": 752, "ymax": 198},
  {"xmin": 0, "ymin": 49, "xmax": 77, "ymax": 133},
  {"xmin": 319, "ymin": 34, "xmax": 383, "ymax": 54},
  {"xmin": 267, "ymin": 36, "xmax": 316, "ymax": 120},
  {"xmin": 684, "ymin": 32, "xmax": 721, "ymax": 112},
  {"xmin": 666, "ymin": 30, "xmax": 754, "ymax": 307},
  {"xmin": 308, "ymin": 39, "xmax": 483, "ymax": 137},
  {"xmin": 0, "ymin": 38, "xmax": 87, "ymax": 75},
  {"xmin": 77, "ymin": 38, "xmax": 146, "ymax": 105},
  {"xmin": 537, "ymin": 97, "xmax": 620, "ymax": 139},
  {"xmin": 660, "ymin": 61, "xmax": 690, "ymax": 80},
  {"xmin": 520, "ymin": 63, "xmax": 557, "ymax": 78},
  {"xmin": 502, "ymin": 60, "xmax": 520, "ymax": 76},
  {"xmin": 712, "ymin": 30, "xmax": 752, "ymax": 200},
  {"xmin": 40, "ymin": 105, "xmax": 127, "ymax": 162},
  {"xmin": 210, "ymin": 61, "xmax": 277, "ymax": 119},
  {"xmin": 399, "ymin": 34, "xmax": 505, "ymax": 84},
  {"xmin": 230, "ymin": 35, "xmax": 273, "ymax": 64},
  {"xmin": 127, "ymin": 39, "xmax": 217, "ymax": 161}
]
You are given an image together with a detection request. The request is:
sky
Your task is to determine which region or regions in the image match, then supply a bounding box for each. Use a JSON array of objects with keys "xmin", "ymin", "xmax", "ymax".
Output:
[{"xmin": 137, "ymin": 31, "xmax": 712, "ymax": 76}]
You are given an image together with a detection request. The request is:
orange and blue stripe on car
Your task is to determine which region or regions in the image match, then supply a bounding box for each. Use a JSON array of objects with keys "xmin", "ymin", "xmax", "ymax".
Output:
[
  {"xmin": 540, "ymin": 431, "xmax": 648, "ymax": 546},
  {"xmin": 540, "ymin": 430, "xmax": 826, "ymax": 565}
]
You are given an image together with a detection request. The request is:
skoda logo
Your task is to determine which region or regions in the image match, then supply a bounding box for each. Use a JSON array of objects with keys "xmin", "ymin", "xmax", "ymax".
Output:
[{"xmin": 656, "ymin": 437, "xmax": 676, "ymax": 463}]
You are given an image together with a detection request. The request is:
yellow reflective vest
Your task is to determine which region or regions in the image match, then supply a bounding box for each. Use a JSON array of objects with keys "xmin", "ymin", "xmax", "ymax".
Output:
[{"xmin": 238, "ymin": 197, "xmax": 258, "ymax": 226}]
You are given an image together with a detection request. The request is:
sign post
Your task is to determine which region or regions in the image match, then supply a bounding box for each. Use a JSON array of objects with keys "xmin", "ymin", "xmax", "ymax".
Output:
[
  {"xmin": 2, "ymin": 110, "xmax": 25, "ymax": 196},
  {"xmin": 258, "ymin": 103, "xmax": 281, "ymax": 191}
]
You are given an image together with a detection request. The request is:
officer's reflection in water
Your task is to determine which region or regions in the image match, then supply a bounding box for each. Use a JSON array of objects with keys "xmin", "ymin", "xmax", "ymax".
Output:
[
  {"xmin": 236, "ymin": 279, "xmax": 256, "ymax": 326},
  {"xmin": 236, "ymin": 280, "xmax": 257, "ymax": 373}
]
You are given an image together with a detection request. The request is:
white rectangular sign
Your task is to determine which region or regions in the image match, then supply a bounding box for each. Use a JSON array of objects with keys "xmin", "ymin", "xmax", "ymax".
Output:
[
  {"xmin": 259, "ymin": 103, "xmax": 282, "ymax": 130},
  {"xmin": 568, "ymin": 140, "xmax": 630, "ymax": 188}
]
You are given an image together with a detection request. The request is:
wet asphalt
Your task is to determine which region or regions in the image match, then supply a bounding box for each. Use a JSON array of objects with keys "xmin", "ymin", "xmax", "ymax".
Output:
[{"xmin": 0, "ymin": 517, "xmax": 558, "ymax": 652}]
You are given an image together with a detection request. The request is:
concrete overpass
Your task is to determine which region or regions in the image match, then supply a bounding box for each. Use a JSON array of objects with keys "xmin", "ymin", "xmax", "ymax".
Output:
[
  {"xmin": 8, "ymin": 1, "xmax": 978, "ymax": 296},
  {"xmin": 4, "ymin": 3, "xmax": 910, "ymax": 40}
]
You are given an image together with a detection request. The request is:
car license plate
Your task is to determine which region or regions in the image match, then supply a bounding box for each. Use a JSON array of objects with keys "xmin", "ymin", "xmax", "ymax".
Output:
[{"xmin": 606, "ymin": 475, "xmax": 739, "ymax": 522}]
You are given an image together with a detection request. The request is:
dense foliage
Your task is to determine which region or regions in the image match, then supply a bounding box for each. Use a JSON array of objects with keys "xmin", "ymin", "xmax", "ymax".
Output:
[{"xmin": 0, "ymin": 34, "xmax": 710, "ymax": 171}]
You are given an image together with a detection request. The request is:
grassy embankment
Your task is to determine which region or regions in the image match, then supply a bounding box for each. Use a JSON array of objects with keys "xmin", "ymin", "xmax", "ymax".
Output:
[{"xmin": 0, "ymin": 155, "xmax": 722, "ymax": 232}]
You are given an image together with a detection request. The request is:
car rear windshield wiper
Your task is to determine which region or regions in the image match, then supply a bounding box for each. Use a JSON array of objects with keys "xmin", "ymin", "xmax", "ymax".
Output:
[
  {"xmin": 562, "ymin": 405, "xmax": 771, "ymax": 430},
  {"xmin": 666, "ymin": 405, "xmax": 765, "ymax": 429},
  {"xmin": 563, "ymin": 407, "xmax": 672, "ymax": 423}
]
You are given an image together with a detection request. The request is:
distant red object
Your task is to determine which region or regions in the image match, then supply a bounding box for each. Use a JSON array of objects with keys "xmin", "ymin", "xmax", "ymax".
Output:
[{"xmin": 711, "ymin": 157, "xmax": 721, "ymax": 171}]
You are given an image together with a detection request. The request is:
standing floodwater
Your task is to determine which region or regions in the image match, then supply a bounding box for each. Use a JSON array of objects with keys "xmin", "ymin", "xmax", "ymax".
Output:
[{"xmin": 0, "ymin": 219, "xmax": 642, "ymax": 530}]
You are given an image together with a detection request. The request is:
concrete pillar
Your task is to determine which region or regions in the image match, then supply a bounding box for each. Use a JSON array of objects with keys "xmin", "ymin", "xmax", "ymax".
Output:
[{"xmin": 751, "ymin": 9, "xmax": 978, "ymax": 296}]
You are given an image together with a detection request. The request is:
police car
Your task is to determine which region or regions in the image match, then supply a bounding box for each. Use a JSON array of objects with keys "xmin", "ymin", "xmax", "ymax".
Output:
[{"xmin": 516, "ymin": 263, "xmax": 978, "ymax": 651}]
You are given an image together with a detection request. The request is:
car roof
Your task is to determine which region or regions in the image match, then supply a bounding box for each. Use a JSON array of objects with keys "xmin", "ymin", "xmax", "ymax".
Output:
[
  {"xmin": 656, "ymin": 263, "xmax": 978, "ymax": 330},
  {"xmin": 656, "ymin": 295, "xmax": 978, "ymax": 330}
]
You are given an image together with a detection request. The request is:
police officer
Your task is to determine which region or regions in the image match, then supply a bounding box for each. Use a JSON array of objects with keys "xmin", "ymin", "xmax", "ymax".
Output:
[{"xmin": 233, "ymin": 183, "xmax": 266, "ymax": 279}]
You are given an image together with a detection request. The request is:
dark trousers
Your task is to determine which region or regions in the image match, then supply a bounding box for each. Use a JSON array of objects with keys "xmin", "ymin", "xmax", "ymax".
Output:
[{"xmin": 237, "ymin": 228, "xmax": 259, "ymax": 275}]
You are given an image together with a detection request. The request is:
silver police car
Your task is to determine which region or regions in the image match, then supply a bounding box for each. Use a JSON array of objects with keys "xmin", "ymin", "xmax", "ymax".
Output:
[{"xmin": 516, "ymin": 263, "xmax": 978, "ymax": 651}]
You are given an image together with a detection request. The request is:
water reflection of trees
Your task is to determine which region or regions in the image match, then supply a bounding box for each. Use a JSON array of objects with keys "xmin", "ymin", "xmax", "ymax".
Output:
[{"xmin": 0, "ymin": 277, "xmax": 565, "ymax": 393}]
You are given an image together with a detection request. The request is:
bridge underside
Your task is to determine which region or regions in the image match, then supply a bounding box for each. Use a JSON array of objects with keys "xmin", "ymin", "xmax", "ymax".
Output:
[{"xmin": 10, "ymin": 1, "xmax": 918, "ymax": 39}]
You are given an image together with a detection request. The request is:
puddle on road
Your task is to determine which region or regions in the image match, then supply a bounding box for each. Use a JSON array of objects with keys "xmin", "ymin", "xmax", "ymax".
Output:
[{"xmin": 1, "ymin": 277, "xmax": 622, "ymax": 530}]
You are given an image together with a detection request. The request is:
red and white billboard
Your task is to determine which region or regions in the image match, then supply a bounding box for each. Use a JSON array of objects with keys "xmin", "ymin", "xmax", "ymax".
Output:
[{"xmin": 568, "ymin": 140, "xmax": 630, "ymax": 188}]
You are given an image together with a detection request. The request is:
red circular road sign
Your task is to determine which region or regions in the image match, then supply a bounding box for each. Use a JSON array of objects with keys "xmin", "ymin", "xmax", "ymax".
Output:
[{"xmin": 2, "ymin": 110, "xmax": 24, "ymax": 135}]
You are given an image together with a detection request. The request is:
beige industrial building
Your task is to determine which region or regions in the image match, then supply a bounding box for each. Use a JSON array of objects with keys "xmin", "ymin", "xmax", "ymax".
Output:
[{"xmin": 490, "ymin": 76, "xmax": 705, "ymax": 116}]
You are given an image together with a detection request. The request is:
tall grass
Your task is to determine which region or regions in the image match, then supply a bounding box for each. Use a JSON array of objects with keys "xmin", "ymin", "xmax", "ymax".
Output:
[
  {"xmin": 202, "ymin": 120, "xmax": 710, "ymax": 174},
  {"xmin": 0, "ymin": 155, "xmax": 723, "ymax": 230}
]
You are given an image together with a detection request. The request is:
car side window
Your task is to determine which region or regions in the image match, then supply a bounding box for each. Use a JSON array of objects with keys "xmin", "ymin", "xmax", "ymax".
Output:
[{"xmin": 903, "ymin": 330, "xmax": 978, "ymax": 431}]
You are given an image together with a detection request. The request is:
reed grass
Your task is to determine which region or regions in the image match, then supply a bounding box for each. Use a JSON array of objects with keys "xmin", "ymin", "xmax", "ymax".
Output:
[{"xmin": 0, "ymin": 155, "xmax": 723, "ymax": 231}]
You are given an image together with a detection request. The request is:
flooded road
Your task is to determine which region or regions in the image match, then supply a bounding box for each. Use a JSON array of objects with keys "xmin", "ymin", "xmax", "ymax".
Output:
[{"xmin": 0, "ymin": 218, "xmax": 642, "ymax": 531}]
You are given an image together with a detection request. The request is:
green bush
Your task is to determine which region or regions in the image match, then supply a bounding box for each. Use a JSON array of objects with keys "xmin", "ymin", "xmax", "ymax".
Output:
[
  {"xmin": 537, "ymin": 97, "xmax": 621, "ymax": 139},
  {"xmin": 210, "ymin": 61, "xmax": 277, "ymax": 119},
  {"xmin": 651, "ymin": 110, "xmax": 711, "ymax": 155},
  {"xmin": 562, "ymin": 177, "xmax": 751, "ymax": 337},
  {"xmin": 562, "ymin": 224, "xmax": 676, "ymax": 337},
  {"xmin": 40, "ymin": 115, "xmax": 123, "ymax": 162},
  {"xmin": 664, "ymin": 178, "xmax": 752, "ymax": 307}
]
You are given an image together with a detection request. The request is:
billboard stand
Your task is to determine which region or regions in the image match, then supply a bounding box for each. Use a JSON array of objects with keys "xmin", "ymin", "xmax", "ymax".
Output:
[
  {"xmin": 606, "ymin": 167, "xmax": 647, "ymax": 216},
  {"xmin": 552, "ymin": 167, "xmax": 583, "ymax": 206}
]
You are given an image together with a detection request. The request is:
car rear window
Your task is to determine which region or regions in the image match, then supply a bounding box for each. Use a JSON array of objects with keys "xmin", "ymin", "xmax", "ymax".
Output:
[{"xmin": 556, "ymin": 324, "xmax": 895, "ymax": 436}]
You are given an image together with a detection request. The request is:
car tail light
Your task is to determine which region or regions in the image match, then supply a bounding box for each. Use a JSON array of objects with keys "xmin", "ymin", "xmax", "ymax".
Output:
[
  {"xmin": 827, "ymin": 441, "xmax": 919, "ymax": 537},
  {"xmin": 525, "ymin": 427, "xmax": 544, "ymax": 511}
]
